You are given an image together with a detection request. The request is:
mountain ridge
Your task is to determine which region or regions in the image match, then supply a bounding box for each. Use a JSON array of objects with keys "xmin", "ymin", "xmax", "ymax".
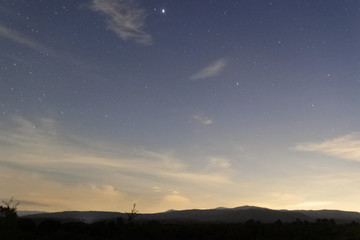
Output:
[{"xmin": 23, "ymin": 206, "xmax": 360, "ymax": 224}]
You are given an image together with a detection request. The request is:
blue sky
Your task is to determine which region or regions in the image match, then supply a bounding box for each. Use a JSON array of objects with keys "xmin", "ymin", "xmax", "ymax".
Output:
[{"xmin": 1, "ymin": 0, "xmax": 360, "ymax": 213}]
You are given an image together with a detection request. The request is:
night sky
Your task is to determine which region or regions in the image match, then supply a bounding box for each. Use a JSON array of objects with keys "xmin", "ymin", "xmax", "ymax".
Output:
[{"xmin": 1, "ymin": 0, "xmax": 360, "ymax": 213}]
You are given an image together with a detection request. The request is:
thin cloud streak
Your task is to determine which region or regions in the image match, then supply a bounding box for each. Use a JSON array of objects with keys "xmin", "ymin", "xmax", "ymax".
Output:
[
  {"xmin": 191, "ymin": 58, "xmax": 227, "ymax": 80},
  {"xmin": 90, "ymin": 0, "xmax": 152, "ymax": 45},
  {"xmin": 193, "ymin": 114, "xmax": 213, "ymax": 125},
  {"xmin": 16, "ymin": 200, "xmax": 50, "ymax": 207},
  {"xmin": 0, "ymin": 24, "xmax": 48, "ymax": 53},
  {"xmin": 293, "ymin": 133, "xmax": 360, "ymax": 161},
  {"xmin": 0, "ymin": 24, "xmax": 95, "ymax": 71}
]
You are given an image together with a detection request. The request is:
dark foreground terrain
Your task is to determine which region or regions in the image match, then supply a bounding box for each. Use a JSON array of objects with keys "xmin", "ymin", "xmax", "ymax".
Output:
[
  {"xmin": 2, "ymin": 217, "xmax": 360, "ymax": 240},
  {"xmin": 3, "ymin": 206, "xmax": 360, "ymax": 239}
]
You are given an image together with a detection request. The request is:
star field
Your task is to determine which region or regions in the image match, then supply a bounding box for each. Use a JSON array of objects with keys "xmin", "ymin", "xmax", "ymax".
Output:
[{"xmin": 1, "ymin": 0, "xmax": 360, "ymax": 213}]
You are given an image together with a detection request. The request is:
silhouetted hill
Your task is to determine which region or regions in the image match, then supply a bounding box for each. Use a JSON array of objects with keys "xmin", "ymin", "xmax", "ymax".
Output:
[
  {"xmin": 139, "ymin": 206, "xmax": 310, "ymax": 223},
  {"xmin": 25, "ymin": 211, "xmax": 124, "ymax": 223},
  {"xmin": 17, "ymin": 210, "xmax": 45, "ymax": 217},
  {"xmin": 297, "ymin": 209, "xmax": 360, "ymax": 223},
  {"xmin": 24, "ymin": 206, "xmax": 360, "ymax": 224}
]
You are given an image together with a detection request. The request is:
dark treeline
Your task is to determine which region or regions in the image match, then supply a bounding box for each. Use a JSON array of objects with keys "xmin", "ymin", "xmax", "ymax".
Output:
[{"xmin": 2, "ymin": 217, "xmax": 360, "ymax": 240}]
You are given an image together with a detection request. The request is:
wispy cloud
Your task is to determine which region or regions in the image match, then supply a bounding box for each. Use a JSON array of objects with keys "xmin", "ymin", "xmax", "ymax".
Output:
[
  {"xmin": 90, "ymin": 0, "xmax": 152, "ymax": 45},
  {"xmin": 193, "ymin": 114, "xmax": 213, "ymax": 125},
  {"xmin": 0, "ymin": 24, "xmax": 48, "ymax": 53},
  {"xmin": 191, "ymin": 58, "xmax": 228, "ymax": 80},
  {"xmin": 0, "ymin": 24, "xmax": 88, "ymax": 67},
  {"xmin": 16, "ymin": 199, "xmax": 50, "ymax": 208},
  {"xmin": 293, "ymin": 133, "xmax": 360, "ymax": 161}
]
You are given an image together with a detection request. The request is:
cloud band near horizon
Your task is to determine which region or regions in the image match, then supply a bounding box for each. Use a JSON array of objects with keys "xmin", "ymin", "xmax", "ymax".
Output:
[{"xmin": 293, "ymin": 133, "xmax": 360, "ymax": 162}]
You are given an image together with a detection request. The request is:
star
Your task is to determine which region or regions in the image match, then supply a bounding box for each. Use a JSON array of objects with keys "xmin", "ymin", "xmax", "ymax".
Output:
[{"xmin": 161, "ymin": 8, "xmax": 166, "ymax": 14}]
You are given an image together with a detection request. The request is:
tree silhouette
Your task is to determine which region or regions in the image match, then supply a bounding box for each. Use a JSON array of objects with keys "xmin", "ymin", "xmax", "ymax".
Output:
[
  {"xmin": 126, "ymin": 203, "xmax": 138, "ymax": 224},
  {"xmin": 0, "ymin": 197, "xmax": 19, "ymax": 230},
  {"xmin": 0, "ymin": 197, "xmax": 19, "ymax": 220}
]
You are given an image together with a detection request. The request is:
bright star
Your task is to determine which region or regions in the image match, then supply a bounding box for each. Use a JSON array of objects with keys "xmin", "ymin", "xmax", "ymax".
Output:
[{"xmin": 161, "ymin": 8, "xmax": 166, "ymax": 14}]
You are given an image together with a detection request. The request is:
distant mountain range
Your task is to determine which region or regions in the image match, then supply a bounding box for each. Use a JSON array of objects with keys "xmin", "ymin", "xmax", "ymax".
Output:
[
  {"xmin": 18, "ymin": 211, "xmax": 47, "ymax": 217},
  {"xmin": 22, "ymin": 206, "xmax": 360, "ymax": 224}
]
